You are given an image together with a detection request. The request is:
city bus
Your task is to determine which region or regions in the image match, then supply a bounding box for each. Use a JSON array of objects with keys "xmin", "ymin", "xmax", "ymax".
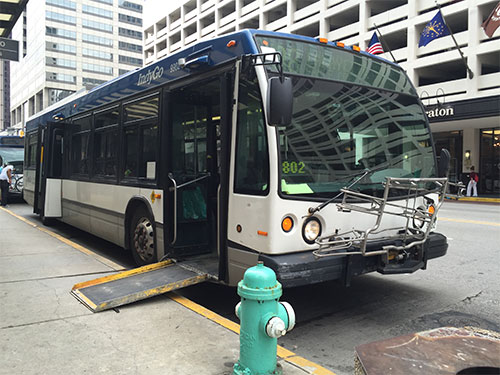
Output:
[
  {"xmin": 24, "ymin": 29, "xmax": 449, "ymax": 288},
  {"xmin": 0, "ymin": 135, "xmax": 24, "ymax": 199}
]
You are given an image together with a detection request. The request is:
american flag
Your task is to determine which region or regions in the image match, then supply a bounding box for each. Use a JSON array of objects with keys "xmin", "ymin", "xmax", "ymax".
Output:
[{"xmin": 366, "ymin": 32, "xmax": 384, "ymax": 55}]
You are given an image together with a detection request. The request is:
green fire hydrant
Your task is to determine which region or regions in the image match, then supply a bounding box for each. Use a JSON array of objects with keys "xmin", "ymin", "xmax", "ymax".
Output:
[{"xmin": 233, "ymin": 262, "xmax": 295, "ymax": 375}]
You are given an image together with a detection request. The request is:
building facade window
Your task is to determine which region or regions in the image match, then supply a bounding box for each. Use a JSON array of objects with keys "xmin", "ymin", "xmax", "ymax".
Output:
[
  {"xmin": 48, "ymin": 88, "xmax": 75, "ymax": 105},
  {"xmin": 118, "ymin": 27, "xmax": 142, "ymax": 40},
  {"xmin": 46, "ymin": 41, "xmax": 76, "ymax": 54},
  {"xmin": 46, "ymin": 57, "xmax": 76, "ymax": 69},
  {"xmin": 118, "ymin": 13, "xmax": 142, "ymax": 26},
  {"xmin": 118, "ymin": 41, "xmax": 142, "ymax": 53},
  {"xmin": 82, "ymin": 33, "xmax": 113, "ymax": 46},
  {"xmin": 46, "ymin": 0, "xmax": 76, "ymax": 10},
  {"xmin": 82, "ymin": 48, "xmax": 113, "ymax": 61},
  {"xmin": 119, "ymin": 55, "xmax": 142, "ymax": 66},
  {"xmin": 46, "ymin": 11, "xmax": 76, "ymax": 25},
  {"xmin": 46, "ymin": 26, "xmax": 76, "ymax": 39},
  {"xmin": 119, "ymin": 0, "xmax": 143, "ymax": 13},
  {"xmin": 82, "ymin": 19, "xmax": 113, "ymax": 33},
  {"xmin": 91, "ymin": 0, "xmax": 113, "ymax": 4},
  {"xmin": 82, "ymin": 63, "xmax": 113, "ymax": 75},
  {"xmin": 46, "ymin": 72, "xmax": 76, "ymax": 83},
  {"xmin": 82, "ymin": 4, "xmax": 113, "ymax": 19}
]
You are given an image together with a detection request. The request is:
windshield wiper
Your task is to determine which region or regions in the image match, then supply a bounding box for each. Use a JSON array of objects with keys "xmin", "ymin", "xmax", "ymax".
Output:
[{"xmin": 307, "ymin": 166, "xmax": 384, "ymax": 215}]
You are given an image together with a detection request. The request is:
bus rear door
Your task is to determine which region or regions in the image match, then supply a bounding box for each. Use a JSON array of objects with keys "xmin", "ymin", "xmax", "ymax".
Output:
[{"xmin": 34, "ymin": 122, "xmax": 65, "ymax": 222}]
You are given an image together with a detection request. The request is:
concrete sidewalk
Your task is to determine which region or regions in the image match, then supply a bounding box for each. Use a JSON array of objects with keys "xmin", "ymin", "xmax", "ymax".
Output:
[{"xmin": 0, "ymin": 207, "xmax": 333, "ymax": 375}]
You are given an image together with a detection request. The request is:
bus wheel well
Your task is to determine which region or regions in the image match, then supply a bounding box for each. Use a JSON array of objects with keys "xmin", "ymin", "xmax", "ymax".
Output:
[{"xmin": 124, "ymin": 198, "xmax": 154, "ymax": 251}]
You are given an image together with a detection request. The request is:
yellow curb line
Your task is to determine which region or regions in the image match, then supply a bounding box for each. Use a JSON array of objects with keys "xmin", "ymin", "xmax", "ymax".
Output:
[
  {"xmin": 2, "ymin": 207, "xmax": 336, "ymax": 374},
  {"xmin": 439, "ymin": 217, "xmax": 500, "ymax": 227},
  {"xmin": 0, "ymin": 206, "xmax": 125, "ymax": 271},
  {"xmin": 457, "ymin": 197, "xmax": 500, "ymax": 203},
  {"xmin": 169, "ymin": 293, "xmax": 336, "ymax": 375}
]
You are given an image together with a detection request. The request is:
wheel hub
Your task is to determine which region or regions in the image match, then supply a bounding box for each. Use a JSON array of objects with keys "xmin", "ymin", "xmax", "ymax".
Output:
[{"xmin": 133, "ymin": 217, "xmax": 154, "ymax": 262}]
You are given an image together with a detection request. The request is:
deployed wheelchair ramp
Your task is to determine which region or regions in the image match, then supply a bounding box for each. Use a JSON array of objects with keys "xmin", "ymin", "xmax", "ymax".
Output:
[{"xmin": 71, "ymin": 259, "xmax": 214, "ymax": 312}]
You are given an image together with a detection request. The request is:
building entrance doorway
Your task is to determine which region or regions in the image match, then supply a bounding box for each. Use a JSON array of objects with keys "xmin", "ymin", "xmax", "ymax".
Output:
[{"xmin": 480, "ymin": 128, "xmax": 500, "ymax": 196}]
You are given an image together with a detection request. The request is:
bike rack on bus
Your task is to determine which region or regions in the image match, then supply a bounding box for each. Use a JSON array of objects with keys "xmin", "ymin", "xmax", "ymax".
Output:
[{"xmin": 314, "ymin": 177, "xmax": 448, "ymax": 258}]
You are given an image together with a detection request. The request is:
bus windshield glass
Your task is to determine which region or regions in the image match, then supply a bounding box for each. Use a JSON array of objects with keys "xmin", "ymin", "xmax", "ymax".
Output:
[
  {"xmin": 0, "ymin": 147, "xmax": 24, "ymax": 173},
  {"xmin": 254, "ymin": 36, "xmax": 436, "ymax": 198}
]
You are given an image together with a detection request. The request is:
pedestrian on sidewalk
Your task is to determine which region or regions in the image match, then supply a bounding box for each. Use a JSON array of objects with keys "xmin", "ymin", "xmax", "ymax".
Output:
[
  {"xmin": 0, "ymin": 164, "xmax": 13, "ymax": 206},
  {"xmin": 466, "ymin": 166, "xmax": 478, "ymax": 197}
]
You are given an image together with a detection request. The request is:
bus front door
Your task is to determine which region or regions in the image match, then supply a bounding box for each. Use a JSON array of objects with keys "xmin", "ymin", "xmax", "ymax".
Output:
[
  {"xmin": 35, "ymin": 122, "xmax": 65, "ymax": 221},
  {"xmin": 168, "ymin": 78, "xmax": 222, "ymax": 257}
]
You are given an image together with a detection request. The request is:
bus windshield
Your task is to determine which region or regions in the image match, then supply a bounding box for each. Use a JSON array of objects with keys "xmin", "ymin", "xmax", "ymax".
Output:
[
  {"xmin": 0, "ymin": 147, "xmax": 24, "ymax": 173},
  {"xmin": 254, "ymin": 36, "xmax": 435, "ymax": 198},
  {"xmin": 278, "ymin": 77, "xmax": 436, "ymax": 197}
]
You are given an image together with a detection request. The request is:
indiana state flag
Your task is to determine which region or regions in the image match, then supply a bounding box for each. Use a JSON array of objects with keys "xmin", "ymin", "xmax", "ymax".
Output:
[{"xmin": 419, "ymin": 10, "xmax": 450, "ymax": 47}]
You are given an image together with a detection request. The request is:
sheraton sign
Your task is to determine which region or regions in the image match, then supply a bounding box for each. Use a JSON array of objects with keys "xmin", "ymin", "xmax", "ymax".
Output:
[{"xmin": 426, "ymin": 106, "xmax": 454, "ymax": 118}]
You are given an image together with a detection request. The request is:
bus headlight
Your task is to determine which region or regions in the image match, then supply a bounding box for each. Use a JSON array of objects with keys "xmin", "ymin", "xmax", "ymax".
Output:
[{"xmin": 302, "ymin": 217, "xmax": 321, "ymax": 244}]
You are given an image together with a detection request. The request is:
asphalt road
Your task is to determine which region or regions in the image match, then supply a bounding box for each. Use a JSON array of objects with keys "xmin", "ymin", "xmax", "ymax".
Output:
[{"xmin": 6, "ymin": 200, "xmax": 500, "ymax": 375}]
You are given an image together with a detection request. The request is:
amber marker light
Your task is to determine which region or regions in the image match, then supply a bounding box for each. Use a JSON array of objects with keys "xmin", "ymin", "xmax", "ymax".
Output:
[
  {"xmin": 281, "ymin": 217, "xmax": 293, "ymax": 232},
  {"xmin": 352, "ymin": 45, "xmax": 361, "ymax": 52},
  {"xmin": 336, "ymin": 42, "xmax": 345, "ymax": 48},
  {"xmin": 318, "ymin": 38, "xmax": 328, "ymax": 44},
  {"xmin": 428, "ymin": 205, "xmax": 436, "ymax": 215},
  {"xmin": 227, "ymin": 40, "xmax": 236, "ymax": 48},
  {"xmin": 257, "ymin": 230, "xmax": 268, "ymax": 236}
]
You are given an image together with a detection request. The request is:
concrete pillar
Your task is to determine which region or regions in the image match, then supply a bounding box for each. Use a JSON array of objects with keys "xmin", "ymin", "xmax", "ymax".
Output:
[
  {"xmin": 466, "ymin": 1, "xmax": 479, "ymax": 95},
  {"xmin": 462, "ymin": 127, "xmax": 480, "ymax": 173},
  {"xmin": 360, "ymin": 0, "xmax": 369, "ymax": 49}
]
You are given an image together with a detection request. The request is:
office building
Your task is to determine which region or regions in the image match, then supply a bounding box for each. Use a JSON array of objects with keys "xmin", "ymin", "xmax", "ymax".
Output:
[
  {"xmin": 143, "ymin": 0, "xmax": 500, "ymax": 195},
  {"xmin": 9, "ymin": 0, "xmax": 144, "ymax": 132}
]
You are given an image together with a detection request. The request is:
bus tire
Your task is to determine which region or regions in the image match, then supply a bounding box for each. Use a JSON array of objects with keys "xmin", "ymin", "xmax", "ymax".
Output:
[{"xmin": 130, "ymin": 207, "xmax": 157, "ymax": 266}]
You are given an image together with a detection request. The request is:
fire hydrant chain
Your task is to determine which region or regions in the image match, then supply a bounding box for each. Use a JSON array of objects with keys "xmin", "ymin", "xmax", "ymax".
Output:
[{"xmin": 233, "ymin": 261, "xmax": 295, "ymax": 375}]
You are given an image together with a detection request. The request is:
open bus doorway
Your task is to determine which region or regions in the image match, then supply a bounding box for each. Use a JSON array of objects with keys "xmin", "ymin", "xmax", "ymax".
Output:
[{"xmin": 168, "ymin": 77, "xmax": 223, "ymax": 260}]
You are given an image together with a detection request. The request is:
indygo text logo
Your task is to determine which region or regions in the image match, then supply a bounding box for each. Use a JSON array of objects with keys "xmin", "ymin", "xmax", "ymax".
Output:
[{"xmin": 137, "ymin": 66, "xmax": 164, "ymax": 86}]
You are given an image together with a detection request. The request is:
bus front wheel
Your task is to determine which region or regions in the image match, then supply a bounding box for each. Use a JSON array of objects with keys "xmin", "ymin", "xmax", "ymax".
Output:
[{"xmin": 130, "ymin": 207, "xmax": 156, "ymax": 266}]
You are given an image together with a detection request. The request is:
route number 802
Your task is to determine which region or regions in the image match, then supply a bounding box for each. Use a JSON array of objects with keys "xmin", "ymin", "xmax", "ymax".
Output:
[{"xmin": 282, "ymin": 161, "xmax": 306, "ymax": 174}]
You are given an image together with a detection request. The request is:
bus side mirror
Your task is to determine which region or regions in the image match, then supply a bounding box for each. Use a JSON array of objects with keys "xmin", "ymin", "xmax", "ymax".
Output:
[
  {"xmin": 266, "ymin": 76, "xmax": 293, "ymax": 126},
  {"xmin": 438, "ymin": 148, "xmax": 451, "ymax": 177}
]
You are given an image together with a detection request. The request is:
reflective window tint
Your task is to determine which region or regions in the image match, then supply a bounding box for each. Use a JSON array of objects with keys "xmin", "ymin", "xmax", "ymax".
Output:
[{"xmin": 124, "ymin": 96, "xmax": 159, "ymax": 122}]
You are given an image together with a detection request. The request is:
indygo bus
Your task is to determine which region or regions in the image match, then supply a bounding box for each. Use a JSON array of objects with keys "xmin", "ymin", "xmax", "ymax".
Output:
[
  {"xmin": 24, "ymin": 30, "xmax": 449, "ymax": 288},
  {"xmin": 0, "ymin": 135, "xmax": 24, "ymax": 199}
]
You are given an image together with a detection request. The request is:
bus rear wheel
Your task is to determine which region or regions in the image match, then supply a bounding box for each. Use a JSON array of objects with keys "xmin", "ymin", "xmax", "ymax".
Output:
[{"xmin": 130, "ymin": 208, "xmax": 156, "ymax": 266}]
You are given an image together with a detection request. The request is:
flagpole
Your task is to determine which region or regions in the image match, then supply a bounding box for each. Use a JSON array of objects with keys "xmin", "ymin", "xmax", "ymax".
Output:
[
  {"xmin": 435, "ymin": 1, "xmax": 474, "ymax": 79},
  {"xmin": 373, "ymin": 23, "xmax": 397, "ymax": 63}
]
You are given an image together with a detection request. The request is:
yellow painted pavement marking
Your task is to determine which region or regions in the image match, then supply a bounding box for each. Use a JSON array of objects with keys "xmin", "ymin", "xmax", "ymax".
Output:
[
  {"xmin": 2, "ymin": 206, "xmax": 336, "ymax": 374},
  {"xmin": 0, "ymin": 206, "xmax": 125, "ymax": 271},
  {"xmin": 439, "ymin": 217, "xmax": 500, "ymax": 227},
  {"xmin": 170, "ymin": 293, "xmax": 336, "ymax": 375}
]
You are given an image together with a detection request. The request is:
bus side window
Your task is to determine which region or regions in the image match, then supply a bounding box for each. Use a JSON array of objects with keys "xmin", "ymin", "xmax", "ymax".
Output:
[{"xmin": 123, "ymin": 95, "xmax": 159, "ymax": 180}]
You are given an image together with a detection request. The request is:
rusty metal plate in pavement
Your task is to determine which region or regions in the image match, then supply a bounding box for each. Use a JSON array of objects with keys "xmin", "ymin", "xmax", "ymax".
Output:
[{"xmin": 355, "ymin": 327, "xmax": 500, "ymax": 375}]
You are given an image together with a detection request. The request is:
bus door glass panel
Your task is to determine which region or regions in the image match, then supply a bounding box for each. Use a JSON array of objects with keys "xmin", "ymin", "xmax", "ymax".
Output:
[
  {"xmin": 70, "ymin": 115, "xmax": 92, "ymax": 176},
  {"xmin": 170, "ymin": 79, "xmax": 221, "ymax": 253},
  {"xmin": 49, "ymin": 128, "xmax": 64, "ymax": 178}
]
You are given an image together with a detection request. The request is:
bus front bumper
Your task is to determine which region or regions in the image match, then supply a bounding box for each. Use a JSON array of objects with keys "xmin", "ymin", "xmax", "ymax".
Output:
[{"xmin": 259, "ymin": 232, "xmax": 448, "ymax": 288}]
